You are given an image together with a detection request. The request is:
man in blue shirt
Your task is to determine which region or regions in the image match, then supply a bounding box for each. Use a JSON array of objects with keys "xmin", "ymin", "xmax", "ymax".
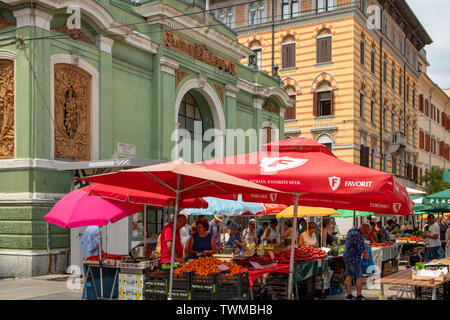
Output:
[
  {"xmin": 208, "ymin": 214, "xmax": 223, "ymax": 250},
  {"xmin": 81, "ymin": 225, "xmax": 102, "ymax": 260},
  {"xmin": 343, "ymin": 224, "xmax": 370, "ymax": 300}
]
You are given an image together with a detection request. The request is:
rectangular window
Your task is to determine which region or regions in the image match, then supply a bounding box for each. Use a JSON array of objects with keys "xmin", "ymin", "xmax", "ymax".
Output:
[
  {"xmin": 292, "ymin": 0, "xmax": 300, "ymax": 18},
  {"xmin": 252, "ymin": 48, "xmax": 262, "ymax": 69},
  {"xmin": 406, "ymin": 83, "xmax": 410, "ymax": 103},
  {"xmin": 383, "ymin": 61, "xmax": 387, "ymax": 82},
  {"xmin": 383, "ymin": 108, "xmax": 387, "ymax": 130},
  {"xmin": 371, "ymin": 50, "xmax": 375, "ymax": 73},
  {"xmin": 285, "ymin": 96, "xmax": 296, "ymax": 120},
  {"xmin": 371, "ymin": 100, "xmax": 375, "ymax": 124},
  {"xmin": 318, "ymin": 91, "xmax": 332, "ymax": 116},
  {"xmin": 399, "ymin": 75, "xmax": 402, "ymax": 96},
  {"xmin": 282, "ymin": 0, "xmax": 290, "ymax": 19},
  {"xmin": 282, "ymin": 43, "xmax": 296, "ymax": 69},
  {"xmin": 391, "ymin": 112, "xmax": 395, "ymax": 132},
  {"xmin": 317, "ymin": 37, "xmax": 332, "ymax": 63},
  {"xmin": 392, "ymin": 156, "xmax": 397, "ymax": 175},
  {"xmin": 391, "ymin": 68, "xmax": 395, "ymax": 90},
  {"xmin": 360, "ymin": 93, "xmax": 365, "ymax": 119},
  {"xmin": 360, "ymin": 40, "xmax": 365, "ymax": 65}
]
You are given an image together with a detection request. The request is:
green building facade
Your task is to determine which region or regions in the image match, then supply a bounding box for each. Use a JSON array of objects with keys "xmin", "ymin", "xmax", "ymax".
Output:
[{"xmin": 0, "ymin": 0, "xmax": 291, "ymax": 277}]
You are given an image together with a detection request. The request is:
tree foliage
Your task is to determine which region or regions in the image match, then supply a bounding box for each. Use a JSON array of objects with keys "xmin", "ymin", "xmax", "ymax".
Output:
[{"xmin": 419, "ymin": 167, "xmax": 450, "ymax": 195}]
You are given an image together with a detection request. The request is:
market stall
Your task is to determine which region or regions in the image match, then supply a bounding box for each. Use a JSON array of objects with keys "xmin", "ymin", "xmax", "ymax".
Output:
[{"xmin": 379, "ymin": 258, "xmax": 450, "ymax": 300}]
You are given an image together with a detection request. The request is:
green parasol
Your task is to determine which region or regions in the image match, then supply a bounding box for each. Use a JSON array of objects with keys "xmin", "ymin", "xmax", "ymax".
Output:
[
  {"xmin": 336, "ymin": 209, "xmax": 374, "ymax": 218},
  {"xmin": 443, "ymin": 169, "xmax": 450, "ymax": 182}
]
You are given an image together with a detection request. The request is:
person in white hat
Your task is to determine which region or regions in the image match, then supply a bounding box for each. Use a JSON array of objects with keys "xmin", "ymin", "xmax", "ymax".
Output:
[
  {"xmin": 243, "ymin": 218, "xmax": 258, "ymax": 247},
  {"xmin": 209, "ymin": 214, "xmax": 223, "ymax": 250}
]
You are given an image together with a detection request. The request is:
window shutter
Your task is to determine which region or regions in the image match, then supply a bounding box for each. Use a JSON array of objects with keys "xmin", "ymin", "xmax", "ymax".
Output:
[
  {"xmin": 317, "ymin": 39, "xmax": 323, "ymax": 63},
  {"xmin": 425, "ymin": 99, "xmax": 429, "ymax": 116},
  {"xmin": 288, "ymin": 43, "xmax": 295, "ymax": 68},
  {"xmin": 437, "ymin": 110, "xmax": 440, "ymax": 124},
  {"xmin": 331, "ymin": 90, "xmax": 335, "ymax": 115},
  {"xmin": 425, "ymin": 134, "xmax": 430, "ymax": 152},
  {"xmin": 431, "ymin": 104, "xmax": 435, "ymax": 121},
  {"xmin": 313, "ymin": 92, "xmax": 319, "ymax": 117},
  {"xmin": 325, "ymin": 37, "xmax": 331, "ymax": 62},
  {"xmin": 419, "ymin": 131, "xmax": 424, "ymax": 149},
  {"xmin": 282, "ymin": 45, "xmax": 288, "ymax": 68},
  {"xmin": 440, "ymin": 141, "xmax": 445, "ymax": 156},
  {"xmin": 443, "ymin": 112, "xmax": 446, "ymax": 127},
  {"xmin": 419, "ymin": 94, "xmax": 424, "ymax": 113}
]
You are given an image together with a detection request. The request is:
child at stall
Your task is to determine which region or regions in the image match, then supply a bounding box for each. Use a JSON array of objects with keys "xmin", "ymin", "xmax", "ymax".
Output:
[{"xmin": 408, "ymin": 247, "xmax": 425, "ymax": 267}]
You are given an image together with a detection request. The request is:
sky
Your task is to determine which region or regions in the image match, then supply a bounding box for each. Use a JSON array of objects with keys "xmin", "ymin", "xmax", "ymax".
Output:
[{"xmin": 406, "ymin": 0, "xmax": 450, "ymax": 90}]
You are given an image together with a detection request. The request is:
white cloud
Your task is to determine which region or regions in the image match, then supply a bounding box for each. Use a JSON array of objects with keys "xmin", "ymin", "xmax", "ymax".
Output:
[{"xmin": 406, "ymin": 0, "xmax": 450, "ymax": 89}]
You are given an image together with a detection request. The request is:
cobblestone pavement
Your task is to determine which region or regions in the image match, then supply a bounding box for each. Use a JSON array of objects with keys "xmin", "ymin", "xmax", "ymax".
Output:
[{"xmin": 0, "ymin": 270, "xmax": 406, "ymax": 300}]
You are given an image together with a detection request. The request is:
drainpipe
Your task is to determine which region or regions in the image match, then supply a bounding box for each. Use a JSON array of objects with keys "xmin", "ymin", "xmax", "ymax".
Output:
[
  {"xmin": 403, "ymin": 57, "xmax": 407, "ymax": 179},
  {"xmin": 271, "ymin": 0, "xmax": 275, "ymax": 71},
  {"xmin": 379, "ymin": 7, "xmax": 384, "ymax": 171}
]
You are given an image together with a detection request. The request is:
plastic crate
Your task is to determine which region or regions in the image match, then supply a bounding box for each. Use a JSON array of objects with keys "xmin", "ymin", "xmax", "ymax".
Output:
[
  {"xmin": 215, "ymin": 273, "xmax": 250, "ymax": 300},
  {"xmin": 267, "ymin": 273, "xmax": 289, "ymax": 300},
  {"xmin": 145, "ymin": 291, "xmax": 166, "ymax": 300},
  {"xmin": 170, "ymin": 289, "xmax": 191, "ymax": 300},
  {"xmin": 172, "ymin": 272, "xmax": 191, "ymax": 291},
  {"xmin": 191, "ymin": 273, "xmax": 216, "ymax": 293},
  {"xmin": 147, "ymin": 269, "xmax": 168, "ymax": 281}
]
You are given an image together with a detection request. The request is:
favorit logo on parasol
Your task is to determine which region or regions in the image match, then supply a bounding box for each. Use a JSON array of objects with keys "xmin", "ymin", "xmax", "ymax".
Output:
[
  {"xmin": 259, "ymin": 157, "xmax": 308, "ymax": 173},
  {"xmin": 328, "ymin": 176, "xmax": 373, "ymax": 191}
]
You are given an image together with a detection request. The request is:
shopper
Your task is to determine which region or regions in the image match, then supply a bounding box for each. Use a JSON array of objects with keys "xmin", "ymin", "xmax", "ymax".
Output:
[
  {"xmin": 423, "ymin": 214, "xmax": 445, "ymax": 262},
  {"xmin": 159, "ymin": 214, "xmax": 187, "ymax": 264},
  {"xmin": 321, "ymin": 218, "xmax": 335, "ymax": 247},
  {"xmin": 209, "ymin": 214, "xmax": 223, "ymax": 250},
  {"xmin": 446, "ymin": 225, "xmax": 450, "ymax": 258},
  {"xmin": 256, "ymin": 222, "xmax": 264, "ymax": 245},
  {"xmin": 400, "ymin": 221, "xmax": 413, "ymax": 236},
  {"xmin": 439, "ymin": 216, "xmax": 448, "ymax": 252},
  {"xmin": 297, "ymin": 218, "xmax": 307, "ymax": 236},
  {"xmin": 185, "ymin": 218, "xmax": 217, "ymax": 259},
  {"xmin": 385, "ymin": 219, "xmax": 397, "ymax": 240},
  {"xmin": 280, "ymin": 219, "xmax": 293, "ymax": 246},
  {"xmin": 227, "ymin": 222, "xmax": 246, "ymax": 253},
  {"xmin": 242, "ymin": 219, "xmax": 258, "ymax": 246},
  {"xmin": 81, "ymin": 225, "xmax": 102, "ymax": 260},
  {"xmin": 343, "ymin": 224, "xmax": 370, "ymax": 300},
  {"xmin": 262, "ymin": 218, "xmax": 280, "ymax": 245},
  {"xmin": 298, "ymin": 223, "xmax": 318, "ymax": 248},
  {"xmin": 376, "ymin": 221, "xmax": 387, "ymax": 243},
  {"xmin": 366, "ymin": 222, "xmax": 378, "ymax": 243}
]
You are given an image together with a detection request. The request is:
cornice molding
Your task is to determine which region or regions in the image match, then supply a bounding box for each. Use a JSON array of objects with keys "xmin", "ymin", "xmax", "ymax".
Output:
[
  {"xmin": 160, "ymin": 56, "xmax": 179, "ymax": 75},
  {"xmin": 225, "ymin": 84, "xmax": 239, "ymax": 99},
  {"xmin": 5, "ymin": 0, "xmax": 158, "ymax": 54},
  {"xmin": 237, "ymin": 78, "xmax": 291, "ymax": 108},
  {"xmin": 134, "ymin": 2, "xmax": 249, "ymax": 62},
  {"xmin": 13, "ymin": 7, "xmax": 52, "ymax": 31}
]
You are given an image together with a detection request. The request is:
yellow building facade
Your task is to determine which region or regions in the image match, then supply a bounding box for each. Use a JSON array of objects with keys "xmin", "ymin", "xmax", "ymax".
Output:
[{"xmin": 211, "ymin": 0, "xmax": 432, "ymax": 188}]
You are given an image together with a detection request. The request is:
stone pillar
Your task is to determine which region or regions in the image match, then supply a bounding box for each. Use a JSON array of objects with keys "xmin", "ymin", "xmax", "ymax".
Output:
[
  {"xmin": 159, "ymin": 57, "xmax": 179, "ymax": 160},
  {"xmin": 224, "ymin": 84, "xmax": 239, "ymax": 155},
  {"xmin": 97, "ymin": 36, "xmax": 114, "ymax": 159},
  {"xmin": 253, "ymin": 98, "xmax": 264, "ymax": 146}
]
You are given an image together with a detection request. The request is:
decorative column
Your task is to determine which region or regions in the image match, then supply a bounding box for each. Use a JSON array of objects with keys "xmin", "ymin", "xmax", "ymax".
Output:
[
  {"xmin": 253, "ymin": 98, "xmax": 264, "ymax": 146},
  {"xmin": 224, "ymin": 84, "xmax": 239, "ymax": 155},
  {"xmin": 279, "ymin": 107, "xmax": 286, "ymax": 139},
  {"xmin": 159, "ymin": 56, "xmax": 179, "ymax": 160},
  {"xmin": 97, "ymin": 36, "xmax": 114, "ymax": 159}
]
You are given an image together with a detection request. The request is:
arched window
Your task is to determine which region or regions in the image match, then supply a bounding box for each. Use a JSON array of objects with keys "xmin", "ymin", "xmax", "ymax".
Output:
[
  {"xmin": 317, "ymin": 29, "xmax": 332, "ymax": 63},
  {"xmin": 383, "ymin": 105, "xmax": 387, "ymax": 130},
  {"xmin": 249, "ymin": 40, "xmax": 262, "ymax": 70},
  {"xmin": 178, "ymin": 92, "xmax": 203, "ymax": 141},
  {"xmin": 371, "ymin": 93, "xmax": 376, "ymax": 124},
  {"xmin": 284, "ymin": 85, "xmax": 297, "ymax": 120},
  {"xmin": 360, "ymin": 136, "xmax": 369, "ymax": 167},
  {"xmin": 317, "ymin": 134, "xmax": 333, "ymax": 152},
  {"xmin": 371, "ymin": 45, "xmax": 376, "ymax": 73},
  {"xmin": 360, "ymin": 85, "xmax": 365, "ymax": 119},
  {"xmin": 249, "ymin": 1, "xmax": 265, "ymax": 25},
  {"xmin": 282, "ymin": 35, "xmax": 296, "ymax": 69},
  {"xmin": 360, "ymin": 36, "xmax": 365, "ymax": 65},
  {"xmin": 391, "ymin": 110, "xmax": 395, "ymax": 132},
  {"xmin": 314, "ymin": 80, "xmax": 333, "ymax": 117},
  {"xmin": 383, "ymin": 56, "xmax": 387, "ymax": 82},
  {"xmin": 399, "ymin": 73, "xmax": 403, "ymax": 96},
  {"xmin": 391, "ymin": 64, "xmax": 395, "ymax": 90}
]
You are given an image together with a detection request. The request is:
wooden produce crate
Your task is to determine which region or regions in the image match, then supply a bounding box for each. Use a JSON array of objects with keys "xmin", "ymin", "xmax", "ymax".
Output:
[{"xmin": 381, "ymin": 261, "xmax": 392, "ymax": 278}]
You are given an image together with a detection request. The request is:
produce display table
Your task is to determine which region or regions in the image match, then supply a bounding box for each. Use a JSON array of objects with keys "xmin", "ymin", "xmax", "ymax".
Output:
[
  {"xmin": 293, "ymin": 259, "xmax": 329, "ymax": 283},
  {"xmin": 379, "ymin": 268, "xmax": 450, "ymax": 300},
  {"xmin": 381, "ymin": 242, "xmax": 403, "ymax": 261},
  {"xmin": 247, "ymin": 264, "xmax": 289, "ymax": 289},
  {"xmin": 83, "ymin": 262, "xmax": 120, "ymax": 300}
]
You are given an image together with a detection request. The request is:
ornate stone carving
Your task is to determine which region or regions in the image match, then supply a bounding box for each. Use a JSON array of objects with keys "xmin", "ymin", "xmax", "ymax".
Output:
[
  {"xmin": 175, "ymin": 69, "xmax": 189, "ymax": 88},
  {"xmin": 0, "ymin": 14, "xmax": 13, "ymax": 29},
  {"xmin": 53, "ymin": 25, "xmax": 94, "ymax": 45},
  {"xmin": 212, "ymin": 83, "xmax": 224, "ymax": 106},
  {"xmin": 0, "ymin": 60, "xmax": 14, "ymax": 159},
  {"xmin": 54, "ymin": 64, "xmax": 91, "ymax": 161},
  {"xmin": 163, "ymin": 32, "xmax": 236, "ymax": 76},
  {"xmin": 263, "ymin": 100, "xmax": 277, "ymax": 114}
]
